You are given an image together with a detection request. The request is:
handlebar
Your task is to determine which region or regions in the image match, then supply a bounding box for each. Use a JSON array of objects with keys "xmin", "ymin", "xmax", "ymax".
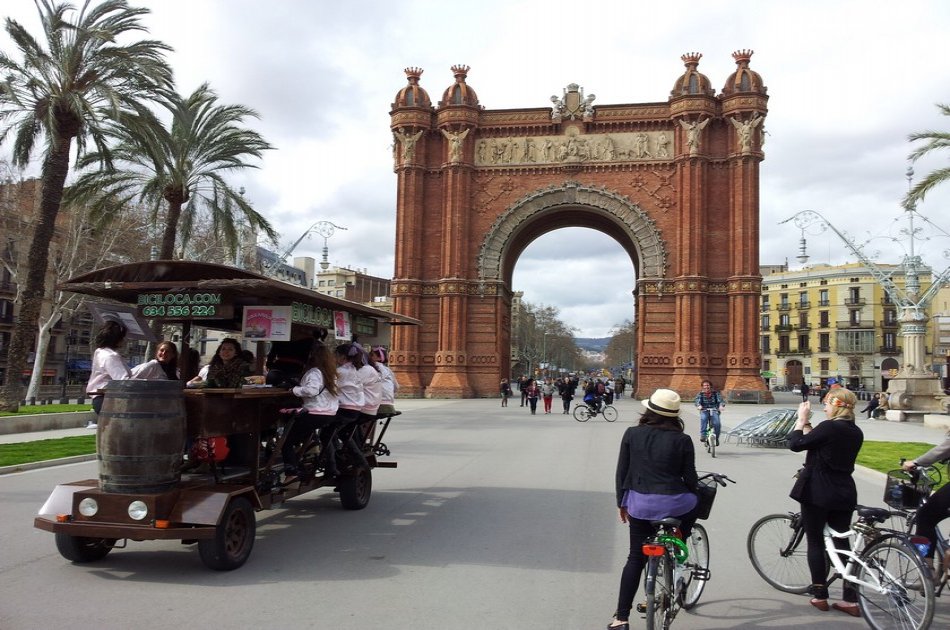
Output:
[{"xmin": 698, "ymin": 471, "xmax": 736, "ymax": 487}]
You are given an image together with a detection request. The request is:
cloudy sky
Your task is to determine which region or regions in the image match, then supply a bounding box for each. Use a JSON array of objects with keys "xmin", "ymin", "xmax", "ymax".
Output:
[{"xmin": 4, "ymin": 0, "xmax": 950, "ymax": 337}]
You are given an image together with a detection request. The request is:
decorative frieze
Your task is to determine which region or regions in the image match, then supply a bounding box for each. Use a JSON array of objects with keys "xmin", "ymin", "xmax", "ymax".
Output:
[{"xmin": 475, "ymin": 129, "xmax": 674, "ymax": 167}]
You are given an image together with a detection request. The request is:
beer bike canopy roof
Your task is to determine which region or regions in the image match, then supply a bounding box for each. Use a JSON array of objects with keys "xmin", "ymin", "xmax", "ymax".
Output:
[{"xmin": 60, "ymin": 260, "xmax": 420, "ymax": 332}]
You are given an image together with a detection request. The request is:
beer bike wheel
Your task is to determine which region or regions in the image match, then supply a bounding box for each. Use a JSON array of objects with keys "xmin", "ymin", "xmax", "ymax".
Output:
[
  {"xmin": 857, "ymin": 539, "xmax": 935, "ymax": 630},
  {"xmin": 680, "ymin": 523, "xmax": 710, "ymax": 610},
  {"xmin": 198, "ymin": 496, "xmax": 256, "ymax": 571},
  {"xmin": 746, "ymin": 513, "xmax": 810, "ymax": 593},
  {"xmin": 55, "ymin": 533, "xmax": 116, "ymax": 563}
]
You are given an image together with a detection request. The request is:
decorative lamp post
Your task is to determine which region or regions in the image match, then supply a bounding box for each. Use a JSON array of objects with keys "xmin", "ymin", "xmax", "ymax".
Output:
[
  {"xmin": 59, "ymin": 331, "xmax": 76, "ymax": 404},
  {"xmin": 780, "ymin": 168, "xmax": 950, "ymax": 415}
]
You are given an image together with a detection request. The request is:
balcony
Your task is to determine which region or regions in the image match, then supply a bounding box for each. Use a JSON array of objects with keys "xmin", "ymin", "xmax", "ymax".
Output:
[
  {"xmin": 774, "ymin": 324, "xmax": 793, "ymax": 332},
  {"xmin": 817, "ymin": 320, "xmax": 831, "ymax": 329},
  {"xmin": 818, "ymin": 299, "xmax": 830, "ymax": 307},
  {"xmin": 818, "ymin": 346, "xmax": 831, "ymax": 353},
  {"xmin": 879, "ymin": 346, "xmax": 901, "ymax": 355},
  {"xmin": 797, "ymin": 323, "xmax": 811, "ymax": 331},
  {"xmin": 777, "ymin": 349, "xmax": 812, "ymax": 357},
  {"xmin": 838, "ymin": 347, "xmax": 874, "ymax": 354},
  {"xmin": 777, "ymin": 303, "xmax": 792, "ymax": 312},
  {"xmin": 797, "ymin": 301, "xmax": 811, "ymax": 309},
  {"xmin": 845, "ymin": 297, "xmax": 866, "ymax": 307},
  {"xmin": 837, "ymin": 320, "xmax": 875, "ymax": 329},
  {"xmin": 882, "ymin": 320, "xmax": 899, "ymax": 329},
  {"xmin": 760, "ymin": 304, "xmax": 770, "ymax": 312}
]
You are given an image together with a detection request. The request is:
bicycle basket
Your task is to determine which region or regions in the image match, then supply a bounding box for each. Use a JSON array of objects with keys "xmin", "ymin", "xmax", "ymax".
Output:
[
  {"xmin": 883, "ymin": 469, "xmax": 933, "ymax": 509},
  {"xmin": 694, "ymin": 477, "xmax": 718, "ymax": 520}
]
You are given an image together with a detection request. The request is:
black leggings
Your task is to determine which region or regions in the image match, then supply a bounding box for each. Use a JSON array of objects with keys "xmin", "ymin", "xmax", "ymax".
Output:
[
  {"xmin": 615, "ymin": 510, "xmax": 697, "ymax": 622},
  {"xmin": 916, "ymin": 484, "xmax": 950, "ymax": 559},
  {"xmin": 800, "ymin": 503, "xmax": 857, "ymax": 602}
]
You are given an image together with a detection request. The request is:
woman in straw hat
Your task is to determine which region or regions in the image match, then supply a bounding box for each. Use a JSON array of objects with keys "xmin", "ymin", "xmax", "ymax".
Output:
[
  {"xmin": 789, "ymin": 387, "xmax": 863, "ymax": 617},
  {"xmin": 608, "ymin": 389, "xmax": 699, "ymax": 630}
]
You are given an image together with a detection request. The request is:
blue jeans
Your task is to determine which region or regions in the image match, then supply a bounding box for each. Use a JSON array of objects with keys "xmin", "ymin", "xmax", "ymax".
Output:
[{"xmin": 699, "ymin": 409, "xmax": 720, "ymax": 440}]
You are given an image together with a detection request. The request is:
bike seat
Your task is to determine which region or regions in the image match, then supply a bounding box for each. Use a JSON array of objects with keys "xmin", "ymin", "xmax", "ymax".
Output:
[{"xmin": 856, "ymin": 505, "xmax": 893, "ymax": 524}]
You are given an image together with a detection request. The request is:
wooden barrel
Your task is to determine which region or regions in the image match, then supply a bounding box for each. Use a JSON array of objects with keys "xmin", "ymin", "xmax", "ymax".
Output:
[{"xmin": 98, "ymin": 380, "xmax": 186, "ymax": 494}]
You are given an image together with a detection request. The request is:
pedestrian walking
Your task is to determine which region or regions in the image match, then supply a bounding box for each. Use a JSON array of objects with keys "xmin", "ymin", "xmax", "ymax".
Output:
[
  {"xmin": 525, "ymin": 379, "xmax": 540, "ymax": 415},
  {"xmin": 541, "ymin": 378, "xmax": 555, "ymax": 414},
  {"xmin": 800, "ymin": 381, "xmax": 810, "ymax": 402},
  {"xmin": 500, "ymin": 378, "xmax": 512, "ymax": 407}
]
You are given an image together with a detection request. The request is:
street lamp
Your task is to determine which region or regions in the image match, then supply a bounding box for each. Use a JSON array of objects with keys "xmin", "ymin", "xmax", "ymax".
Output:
[{"xmin": 60, "ymin": 331, "xmax": 76, "ymax": 404}]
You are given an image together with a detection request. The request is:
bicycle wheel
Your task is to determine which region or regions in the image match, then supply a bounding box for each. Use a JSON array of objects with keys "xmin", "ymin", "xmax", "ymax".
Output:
[
  {"xmin": 602, "ymin": 405, "xmax": 618, "ymax": 422},
  {"xmin": 746, "ymin": 513, "xmax": 811, "ymax": 593},
  {"xmin": 572, "ymin": 405, "xmax": 590, "ymax": 422},
  {"xmin": 645, "ymin": 553, "xmax": 673, "ymax": 630},
  {"xmin": 857, "ymin": 539, "xmax": 934, "ymax": 630},
  {"xmin": 708, "ymin": 432, "xmax": 716, "ymax": 458},
  {"xmin": 680, "ymin": 523, "xmax": 710, "ymax": 609}
]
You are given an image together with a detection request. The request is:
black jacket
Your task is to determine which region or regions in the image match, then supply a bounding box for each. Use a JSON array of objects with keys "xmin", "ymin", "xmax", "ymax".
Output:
[
  {"xmin": 616, "ymin": 424, "xmax": 698, "ymax": 507},
  {"xmin": 788, "ymin": 419, "xmax": 864, "ymax": 509}
]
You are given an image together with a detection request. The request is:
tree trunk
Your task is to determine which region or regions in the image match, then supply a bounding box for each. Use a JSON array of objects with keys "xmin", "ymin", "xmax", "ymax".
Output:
[
  {"xmin": 26, "ymin": 308, "xmax": 62, "ymax": 401},
  {"xmin": 159, "ymin": 199, "xmax": 184, "ymax": 260},
  {"xmin": 0, "ymin": 137, "xmax": 73, "ymax": 412}
]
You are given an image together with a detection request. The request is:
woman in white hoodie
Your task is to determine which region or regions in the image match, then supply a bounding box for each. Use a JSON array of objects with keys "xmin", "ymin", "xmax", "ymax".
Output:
[{"xmin": 281, "ymin": 341, "xmax": 339, "ymax": 479}]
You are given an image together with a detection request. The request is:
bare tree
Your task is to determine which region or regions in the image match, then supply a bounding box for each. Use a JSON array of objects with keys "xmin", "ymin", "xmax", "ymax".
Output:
[{"xmin": 24, "ymin": 202, "xmax": 150, "ymax": 399}]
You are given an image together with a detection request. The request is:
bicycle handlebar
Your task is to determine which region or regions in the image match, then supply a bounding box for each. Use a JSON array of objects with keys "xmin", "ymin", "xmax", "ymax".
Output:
[{"xmin": 698, "ymin": 471, "xmax": 736, "ymax": 487}]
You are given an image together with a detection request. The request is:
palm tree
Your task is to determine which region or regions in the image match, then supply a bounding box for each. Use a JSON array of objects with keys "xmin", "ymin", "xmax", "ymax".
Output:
[
  {"xmin": 904, "ymin": 103, "xmax": 950, "ymax": 209},
  {"xmin": 71, "ymin": 83, "xmax": 277, "ymax": 260},
  {"xmin": 0, "ymin": 0, "xmax": 172, "ymax": 411}
]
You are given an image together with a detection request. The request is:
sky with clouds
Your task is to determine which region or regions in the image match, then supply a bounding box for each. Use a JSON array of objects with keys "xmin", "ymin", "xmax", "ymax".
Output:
[{"xmin": 3, "ymin": 0, "xmax": 950, "ymax": 337}]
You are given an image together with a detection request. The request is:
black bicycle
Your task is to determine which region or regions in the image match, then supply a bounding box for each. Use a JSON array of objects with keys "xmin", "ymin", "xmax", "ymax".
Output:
[{"xmin": 639, "ymin": 472, "xmax": 734, "ymax": 629}]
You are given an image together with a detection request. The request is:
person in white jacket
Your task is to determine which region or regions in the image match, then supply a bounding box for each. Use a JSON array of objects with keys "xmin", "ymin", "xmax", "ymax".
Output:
[
  {"xmin": 281, "ymin": 342, "xmax": 339, "ymax": 480},
  {"xmin": 85, "ymin": 320, "xmax": 131, "ymax": 424},
  {"xmin": 371, "ymin": 347, "xmax": 399, "ymax": 416}
]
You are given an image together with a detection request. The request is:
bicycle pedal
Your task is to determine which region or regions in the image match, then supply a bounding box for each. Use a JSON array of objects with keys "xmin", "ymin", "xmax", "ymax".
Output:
[
  {"xmin": 635, "ymin": 603, "xmax": 647, "ymax": 614},
  {"xmin": 692, "ymin": 567, "xmax": 711, "ymax": 581}
]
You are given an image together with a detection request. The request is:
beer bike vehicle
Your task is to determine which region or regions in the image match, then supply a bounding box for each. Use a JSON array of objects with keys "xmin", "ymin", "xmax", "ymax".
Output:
[{"xmin": 33, "ymin": 261, "xmax": 418, "ymax": 570}]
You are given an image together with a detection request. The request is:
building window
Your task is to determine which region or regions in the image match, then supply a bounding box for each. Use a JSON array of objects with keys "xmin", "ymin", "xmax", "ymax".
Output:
[
  {"xmin": 799, "ymin": 312, "xmax": 808, "ymax": 328},
  {"xmin": 763, "ymin": 359, "xmax": 771, "ymax": 371},
  {"xmin": 798, "ymin": 334, "xmax": 809, "ymax": 351},
  {"xmin": 761, "ymin": 336, "xmax": 770, "ymax": 354},
  {"xmin": 883, "ymin": 292, "xmax": 892, "ymax": 305},
  {"xmin": 780, "ymin": 293, "xmax": 789, "ymax": 308},
  {"xmin": 820, "ymin": 358, "xmax": 830, "ymax": 371},
  {"xmin": 850, "ymin": 309, "xmax": 861, "ymax": 325},
  {"xmin": 819, "ymin": 311, "xmax": 829, "ymax": 327},
  {"xmin": 818, "ymin": 289, "xmax": 829, "ymax": 306},
  {"xmin": 837, "ymin": 330, "xmax": 874, "ymax": 353},
  {"xmin": 761, "ymin": 297, "xmax": 769, "ymax": 311},
  {"xmin": 336, "ymin": 290, "xmax": 343, "ymax": 297},
  {"xmin": 883, "ymin": 332, "xmax": 897, "ymax": 349},
  {"xmin": 819, "ymin": 333, "xmax": 830, "ymax": 352},
  {"xmin": 884, "ymin": 309, "xmax": 897, "ymax": 325},
  {"xmin": 799, "ymin": 291, "xmax": 808, "ymax": 306},
  {"xmin": 779, "ymin": 336, "xmax": 790, "ymax": 353},
  {"xmin": 327, "ymin": 279, "xmax": 335, "ymax": 286}
]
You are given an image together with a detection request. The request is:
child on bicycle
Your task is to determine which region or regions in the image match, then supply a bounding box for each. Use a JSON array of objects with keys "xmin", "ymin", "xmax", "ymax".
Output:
[{"xmin": 694, "ymin": 380, "xmax": 725, "ymax": 446}]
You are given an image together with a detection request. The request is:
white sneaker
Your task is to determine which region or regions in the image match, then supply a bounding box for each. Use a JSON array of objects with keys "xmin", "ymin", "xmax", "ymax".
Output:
[{"xmin": 86, "ymin": 422, "xmax": 98, "ymax": 429}]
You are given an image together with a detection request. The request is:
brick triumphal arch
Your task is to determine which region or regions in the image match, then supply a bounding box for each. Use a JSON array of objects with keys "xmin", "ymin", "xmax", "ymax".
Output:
[{"xmin": 388, "ymin": 51, "xmax": 771, "ymax": 401}]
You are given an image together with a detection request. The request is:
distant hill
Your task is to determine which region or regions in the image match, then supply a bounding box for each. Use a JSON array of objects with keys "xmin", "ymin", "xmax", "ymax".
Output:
[{"xmin": 574, "ymin": 337, "xmax": 609, "ymax": 352}]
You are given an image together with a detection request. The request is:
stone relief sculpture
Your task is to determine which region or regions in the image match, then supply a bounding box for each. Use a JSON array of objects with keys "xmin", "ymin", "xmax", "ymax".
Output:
[
  {"xmin": 473, "ymin": 130, "xmax": 675, "ymax": 167},
  {"xmin": 394, "ymin": 128, "xmax": 424, "ymax": 164},
  {"xmin": 550, "ymin": 83, "xmax": 594, "ymax": 122},
  {"xmin": 729, "ymin": 114, "xmax": 763, "ymax": 153},
  {"xmin": 441, "ymin": 128, "xmax": 470, "ymax": 162},
  {"xmin": 679, "ymin": 118, "xmax": 710, "ymax": 155},
  {"xmin": 656, "ymin": 132, "xmax": 670, "ymax": 158}
]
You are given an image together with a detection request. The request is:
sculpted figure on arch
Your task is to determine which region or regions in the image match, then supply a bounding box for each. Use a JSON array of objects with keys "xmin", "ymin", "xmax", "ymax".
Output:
[
  {"xmin": 441, "ymin": 127, "xmax": 470, "ymax": 162},
  {"xmin": 393, "ymin": 128, "xmax": 424, "ymax": 164},
  {"xmin": 730, "ymin": 114, "xmax": 763, "ymax": 153},
  {"xmin": 679, "ymin": 117, "xmax": 710, "ymax": 155}
]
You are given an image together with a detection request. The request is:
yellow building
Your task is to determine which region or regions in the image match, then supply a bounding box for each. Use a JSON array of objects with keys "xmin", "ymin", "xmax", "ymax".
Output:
[{"xmin": 760, "ymin": 262, "xmax": 935, "ymax": 391}]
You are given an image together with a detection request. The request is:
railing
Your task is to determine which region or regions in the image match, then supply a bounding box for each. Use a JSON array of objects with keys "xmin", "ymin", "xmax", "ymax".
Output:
[
  {"xmin": 882, "ymin": 320, "xmax": 899, "ymax": 329},
  {"xmin": 836, "ymin": 320, "xmax": 875, "ymax": 328},
  {"xmin": 818, "ymin": 299, "xmax": 830, "ymax": 306},
  {"xmin": 817, "ymin": 320, "xmax": 831, "ymax": 329},
  {"xmin": 879, "ymin": 346, "xmax": 901, "ymax": 355},
  {"xmin": 797, "ymin": 301, "xmax": 811, "ymax": 309},
  {"xmin": 837, "ymin": 347, "xmax": 874, "ymax": 354},
  {"xmin": 761, "ymin": 303, "xmax": 770, "ymax": 312},
  {"xmin": 777, "ymin": 349, "xmax": 812, "ymax": 357},
  {"xmin": 777, "ymin": 303, "xmax": 792, "ymax": 312},
  {"xmin": 844, "ymin": 297, "xmax": 866, "ymax": 306},
  {"xmin": 818, "ymin": 347, "xmax": 831, "ymax": 353},
  {"xmin": 774, "ymin": 324, "xmax": 793, "ymax": 332},
  {"xmin": 797, "ymin": 323, "xmax": 811, "ymax": 331}
]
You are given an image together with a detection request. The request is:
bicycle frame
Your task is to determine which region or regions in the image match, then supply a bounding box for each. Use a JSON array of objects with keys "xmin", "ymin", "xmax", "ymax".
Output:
[{"xmin": 822, "ymin": 524, "xmax": 901, "ymax": 595}]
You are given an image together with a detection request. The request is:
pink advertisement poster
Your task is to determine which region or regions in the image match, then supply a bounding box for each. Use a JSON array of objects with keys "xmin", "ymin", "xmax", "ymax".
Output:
[
  {"xmin": 333, "ymin": 310, "xmax": 351, "ymax": 340},
  {"xmin": 242, "ymin": 306, "xmax": 291, "ymax": 341}
]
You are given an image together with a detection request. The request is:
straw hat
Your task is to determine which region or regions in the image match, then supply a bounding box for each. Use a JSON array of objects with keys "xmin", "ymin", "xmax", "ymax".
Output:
[{"xmin": 642, "ymin": 389, "xmax": 682, "ymax": 417}]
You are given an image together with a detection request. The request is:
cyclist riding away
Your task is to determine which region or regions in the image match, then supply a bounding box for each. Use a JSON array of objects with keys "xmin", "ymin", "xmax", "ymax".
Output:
[
  {"xmin": 585, "ymin": 379, "xmax": 606, "ymax": 415},
  {"xmin": 694, "ymin": 380, "xmax": 725, "ymax": 447}
]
